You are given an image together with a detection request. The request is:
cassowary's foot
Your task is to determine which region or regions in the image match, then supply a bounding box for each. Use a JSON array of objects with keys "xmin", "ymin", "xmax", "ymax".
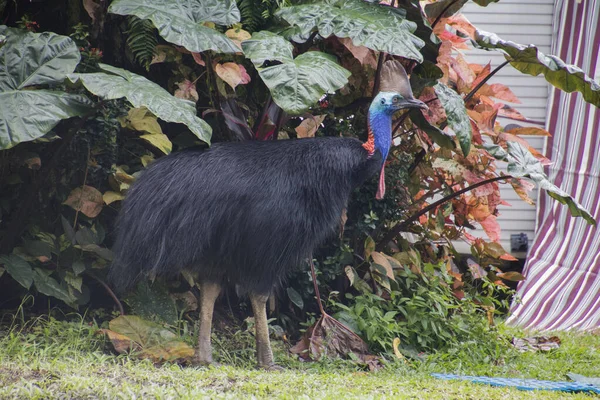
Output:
[{"xmin": 257, "ymin": 363, "xmax": 284, "ymax": 372}]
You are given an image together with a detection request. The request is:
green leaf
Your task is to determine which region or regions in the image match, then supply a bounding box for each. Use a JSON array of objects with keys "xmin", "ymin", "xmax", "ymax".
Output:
[
  {"xmin": 434, "ymin": 83, "xmax": 471, "ymax": 156},
  {"xmin": 69, "ymin": 64, "xmax": 211, "ymax": 144},
  {"xmin": 423, "ymin": 0, "xmax": 469, "ymax": 20},
  {"xmin": 241, "ymin": 31, "xmax": 293, "ymax": 65},
  {"xmin": 410, "ymin": 61, "xmax": 443, "ymax": 96},
  {"xmin": 0, "ymin": 27, "xmax": 92, "ymax": 149},
  {"xmin": 475, "ymin": 30, "xmax": 600, "ymax": 107},
  {"xmin": 409, "ymin": 110, "xmax": 456, "ymax": 150},
  {"xmin": 33, "ymin": 268, "xmax": 76, "ymax": 304},
  {"xmin": 254, "ymin": 51, "xmax": 350, "ymax": 114},
  {"xmin": 124, "ymin": 280, "xmax": 178, "ymax": 325},
  {"xmin": 108, "ymin": 0, "xmax": 240, "ymax": 54},
  {"xmin": 507, "ymin": 142, "xmax": 595, "ymax": 225},
  {"xmin": 286, "ymin": 287, "xmax": 304, "ymax": 309},
  {"xmin": 0, "ymin": 254, "xmax": 34, "ymax": 289},
  {"xmin": 276, "ymin": 0, "xmax": 424, "ymax": 62}
]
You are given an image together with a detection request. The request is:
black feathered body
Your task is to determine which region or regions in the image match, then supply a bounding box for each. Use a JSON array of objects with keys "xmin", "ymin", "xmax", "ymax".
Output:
[{"xmin": 109, "ymin": 137, "xmax": 382, "ymax": 295}]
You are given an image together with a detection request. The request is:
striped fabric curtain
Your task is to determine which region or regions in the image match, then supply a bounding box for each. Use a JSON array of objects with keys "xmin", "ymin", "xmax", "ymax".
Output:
[{"xmin": 507, "ymin": 0, "xmax": 600, "ymax": 331}]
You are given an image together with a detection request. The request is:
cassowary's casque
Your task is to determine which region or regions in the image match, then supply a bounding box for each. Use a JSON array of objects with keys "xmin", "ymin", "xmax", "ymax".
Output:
[{"xmin": 109, "ymin": 61, "xmax": 427, "ymax": 369}]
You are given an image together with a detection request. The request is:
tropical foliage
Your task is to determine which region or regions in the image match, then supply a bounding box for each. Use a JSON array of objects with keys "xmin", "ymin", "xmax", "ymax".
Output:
[{"xmin": 0, "ymin": 0, "xmax": 598, "ymax": 361}]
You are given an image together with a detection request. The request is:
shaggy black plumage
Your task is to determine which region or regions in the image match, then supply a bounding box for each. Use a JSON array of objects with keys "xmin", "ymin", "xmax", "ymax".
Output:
[
  {"xmin": 109, "ymin": 137, "xmax": 381, "ymax": 295},
  {"xmin": 109, "ymin": 61, "xmax": 427, "ymax": 369}
]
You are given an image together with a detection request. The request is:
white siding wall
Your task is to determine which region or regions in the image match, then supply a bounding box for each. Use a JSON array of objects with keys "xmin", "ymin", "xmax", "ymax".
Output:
[{"xmin": 454, "ymin": 0, "xmax": 554, "ymax": 256}]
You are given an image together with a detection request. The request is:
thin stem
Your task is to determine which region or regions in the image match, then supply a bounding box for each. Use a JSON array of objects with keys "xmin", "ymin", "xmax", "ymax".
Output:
[
  {"xmin": 431, "ymin": 0, "xmax": 460, "ymax": 30},
  {"xmin": 73, "ymin": 146, "xmax": 91, "ymax": 227},
  {"xmin": 464, "ymin": 60, "xmax": 510, "ymax": 103},
  {"xmin": 376, "ymin": 175, "xmax": 513, "ymax": 251},
  {"xmin": 86, "ymin": 272, "xmax": 124, "ymax": 315},
  {"xmin": 309, "ymin": 258, "xmax": 325, "ymax": 316}
]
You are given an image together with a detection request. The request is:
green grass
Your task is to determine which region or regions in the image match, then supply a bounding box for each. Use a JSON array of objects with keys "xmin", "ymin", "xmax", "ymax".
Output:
[{"xmin": 1, "ymin": 314, "xmax": 599, "ymax": 399}]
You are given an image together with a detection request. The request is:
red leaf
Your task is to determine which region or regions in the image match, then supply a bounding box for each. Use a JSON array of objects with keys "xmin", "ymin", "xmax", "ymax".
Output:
[{"xmin": 480, "ymin": 215, "xmax": 501, "ymax": 242}]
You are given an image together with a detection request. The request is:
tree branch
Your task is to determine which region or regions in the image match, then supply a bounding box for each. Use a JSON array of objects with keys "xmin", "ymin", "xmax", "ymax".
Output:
[{"xmin": 376, "ymin": 175, "xmax": 513, "ymax": 251}]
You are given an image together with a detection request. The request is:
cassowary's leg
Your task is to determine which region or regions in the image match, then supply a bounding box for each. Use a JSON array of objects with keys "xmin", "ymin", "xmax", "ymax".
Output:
[
  {"xmin": 195, "ymin": 280, "xmax": 222, "ymax": 365},
  {"xmin": 249, "ymin": 293, "xmax": 281, "ymax": 370}
]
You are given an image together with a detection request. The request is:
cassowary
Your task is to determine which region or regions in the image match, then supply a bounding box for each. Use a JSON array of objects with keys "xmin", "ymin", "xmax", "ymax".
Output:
[{"xmin": 108, "ymin": 61, "xmax": 427, "ymax": 370}]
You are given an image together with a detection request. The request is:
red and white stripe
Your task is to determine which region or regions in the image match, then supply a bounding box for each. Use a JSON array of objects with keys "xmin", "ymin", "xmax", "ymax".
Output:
[{"xmin": 507, "ymin": 0, "xmax": 600, "ymax": 331}]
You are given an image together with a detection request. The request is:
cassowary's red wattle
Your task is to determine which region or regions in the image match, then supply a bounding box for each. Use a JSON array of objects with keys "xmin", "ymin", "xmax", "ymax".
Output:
[{"xmin": 109, "ymin": 61, "xmax": 427, "ymax": 371}]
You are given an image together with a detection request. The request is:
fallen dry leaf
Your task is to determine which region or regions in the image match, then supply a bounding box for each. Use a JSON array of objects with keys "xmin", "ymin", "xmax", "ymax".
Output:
[{"xmin": 63, "ymin": 186, "xmax": 104, "ymax": 218}]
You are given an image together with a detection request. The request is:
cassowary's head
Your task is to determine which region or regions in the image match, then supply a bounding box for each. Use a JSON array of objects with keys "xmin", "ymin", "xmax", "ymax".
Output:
[
  {"xmin": 370, "ymin": 91, "xmax": 428, "ymax": 116},
  {"xmin": 368, "ymin": 61, "xmax": 428, "ymax": 200}
]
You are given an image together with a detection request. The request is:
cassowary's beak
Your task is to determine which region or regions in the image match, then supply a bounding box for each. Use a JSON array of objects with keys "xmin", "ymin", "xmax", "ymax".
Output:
[{"xmin": 400, "ymin": 98, "xmax": 429, "ymax": 111}]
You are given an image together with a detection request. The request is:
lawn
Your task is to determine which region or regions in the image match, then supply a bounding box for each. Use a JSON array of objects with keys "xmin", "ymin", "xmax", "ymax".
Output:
[{"xmin": 1, "ymin": 314, "xmax": 599, "ymax": 399}]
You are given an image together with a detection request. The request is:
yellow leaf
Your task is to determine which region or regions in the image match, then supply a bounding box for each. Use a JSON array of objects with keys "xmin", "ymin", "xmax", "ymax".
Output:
[
  {"xmin": 392, "ymin": 338, "xmax": 405, "ymax": 360},
  {"xmin": 371, "ymin": 251, "xmax": 395, "ymax": 280},
  {"xmin": 225, "ymin": 27, "xmax": 251, "ymax": 50},
  {"xmin": 140, "ymin": 155, "xmax": 154, "ymax": 167},
  {"xmin": 120, "ymin": 107, "xmax": 163, "ymax": 135},
  {"xmin": 141, "ymin": 134, "xmax": 172, "ymax": 155},
  {"xmin": 103, "ymin": 191, "xmax": 125, "ymax": 205},
  {"xmin": 215, "ymin": 62, "xmax": 243, "ymax": 89},
  {"xmin": 295, "ymin": 115, "xmax": 326, "ymax": 138}
]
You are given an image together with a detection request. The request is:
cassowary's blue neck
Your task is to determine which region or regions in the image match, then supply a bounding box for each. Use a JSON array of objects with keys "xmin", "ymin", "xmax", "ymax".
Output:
[{"xmin": 364, "ymin": 108, "xmax": 392, "ymax": 163}]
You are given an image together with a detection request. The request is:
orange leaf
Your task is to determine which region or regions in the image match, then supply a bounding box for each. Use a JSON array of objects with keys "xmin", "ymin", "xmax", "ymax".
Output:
[
  {"xmin": 100, "ymin": 329, "xmax": 141, "ymax": 354},
  {"xmin": 479, "ymin": 83, "xmax": 521, "ymax": 104},
  {"xmin": 339, "ymin": 37, "xmax": 378, "ymax": 68},
  {"xmin": 191, "ymin": 52, "xmax": 205, "ymax": 66},
  {"xmin": 511, "ymin": 177, "xmax": 536, "ymax": 206},
  {"xmin": 480, "ymin": 214, "xmax": 501, "ymax": 242},
  {"xmin": 63, "ymin": 186, "xmax": 103, "ymax": 218},
  {"xmin": 295, "ymin": 115, "xmax": 326, "ymax": 138},
  {"xmin": 498, "ymin": 104, "xmax": 526, "ymax": 120},
  {"xmin": 506, "ymin": 126, "xmax": 551, "ymax": 136},
  {"xmin": 174, "ymin": 79, "xmax": 199, "ymax": 102},
  {"xmin": 447, "ymin": 14, "xmax": 477, "ymax": 39},
  {"xmin": 215, "ymin": 62, "xmax": 244, "ymax": 89},
  {"xmin": 497, "ymin": 271, "xmax": 526, "ymax": 281}
]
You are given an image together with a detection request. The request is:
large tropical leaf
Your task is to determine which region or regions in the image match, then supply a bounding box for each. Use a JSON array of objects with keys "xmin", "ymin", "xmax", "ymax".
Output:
[
  {"xmin": 276, "ymin": 0, "xmax": 424, "ymax": 62},
  {"xmin": 434, "ymin": 82, "xmax": 471, "ymax": 156},
  {"xmin": 475, "ymin": 30, "xmax": 600, "ymax": 107},
  {"xmin": 507, "ymin": 142, "xmax": 595, "ymax": 225},
  {"xmin": 0, "ymin": 26, "xmax": 91, "ymax": 149},
  {"xmin": 243, "ymin": 32, "xmax": 350, "ymax": 115},
  {"xmin": 108, "ymin": 0, "xmax": 240, "ymax": 54},
  {"xmin": 241, "ymin": 31, "xmax": 293, "ymax": 65},
  {"xmin": 69, "ymin": 63, "xmax": 211, "ymax": 143}
]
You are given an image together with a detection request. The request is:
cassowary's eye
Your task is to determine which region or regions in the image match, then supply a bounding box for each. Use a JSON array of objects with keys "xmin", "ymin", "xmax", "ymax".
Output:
[{"xmin": 392, "ymin": 96, "xmax": 400, "ymax": 103}]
